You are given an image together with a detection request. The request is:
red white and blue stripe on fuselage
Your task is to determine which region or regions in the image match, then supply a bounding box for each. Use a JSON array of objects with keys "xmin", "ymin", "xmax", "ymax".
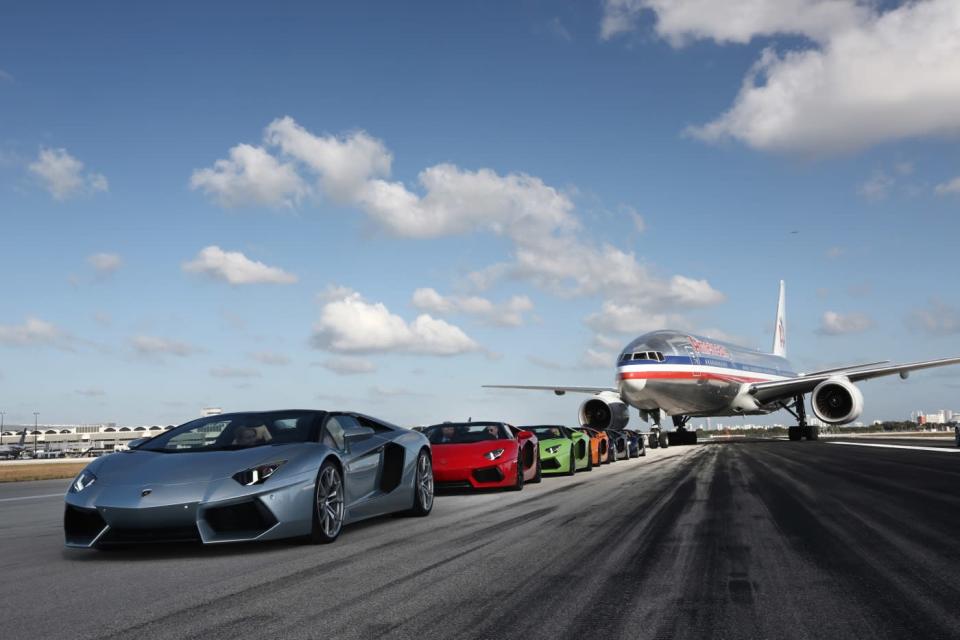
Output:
[{"xmin": 617, "ymin": 355, "xmax": 792, "ymax": 385}]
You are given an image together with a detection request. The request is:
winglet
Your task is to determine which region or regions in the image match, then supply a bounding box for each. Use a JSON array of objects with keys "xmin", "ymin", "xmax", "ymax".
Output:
[{"xmin": 772, "ymin": 280, "xmax": 786, "ymax": 358}]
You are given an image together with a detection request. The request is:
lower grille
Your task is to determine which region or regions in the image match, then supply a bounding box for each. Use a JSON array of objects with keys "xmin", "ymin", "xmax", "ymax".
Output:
[
  {"xmin": 436, "ymin": 481, "xmax": 473, "ymax": 490},
  {"xmin": 472, "ymin": 467, "xmax": 504, "ymax": 483},
  {"xmin": 542, "ymin": 458, "xmax": 562, "ymax": 470},
  {"xmin": 203, "ymin": 500, "xmax": 278, "ymax": 536},
  {"xmin": 100, "ymin": 525, "xmax": 201, "ymax": 544},
  {"xmin": 64, "ymin": 505, "xmax": 107, "ymax": 545}
]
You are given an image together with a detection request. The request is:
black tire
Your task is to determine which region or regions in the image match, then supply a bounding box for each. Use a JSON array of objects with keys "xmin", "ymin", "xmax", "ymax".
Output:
[
  {"xmin": 566, "ymin": 446, "xmax": 576, "ymax": 476},
  {"xmin": 309, "ymin": 459, "xmax": 345, "ymax": 544},
  {"xmin": 585, "ymin": 446, "xmax": 593, "ymax": 471},
  {"xmin": 404, "ymin": 449, "xmax": 434, "ymax": 517},
  {"xmin": 648, "ymin": 433, "xmax": 659, "ymax": 450},
  {"xmin": 510, "ymin": 454, "xmax": 525, "ymax": 491},
  {"xmin": 806, "ymin": 425, "xmax": 819, "ymax": 441},
  {"xmin": 955, "ymin": 427, "xmax": 959, "ymax": 447},
  {"xmin": 788, "ymin": 426, "xmax": 802, "ymax": 441},
  {"xmin": 658, "ymin": 431, "xmax": 669, "ymax": 448},
  {"xmin": 531, "ymin": 456, "xmax": 543, "ymax": 483}
]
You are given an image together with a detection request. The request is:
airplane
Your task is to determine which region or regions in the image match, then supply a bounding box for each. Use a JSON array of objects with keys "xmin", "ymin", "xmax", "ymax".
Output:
[
  {"xmin": 485, "ymin": 281, "xmax": 960, "ymax": 447},
  {"xmin": 0, "ymin": 428, "xmax": 29, "ymax": 459}
]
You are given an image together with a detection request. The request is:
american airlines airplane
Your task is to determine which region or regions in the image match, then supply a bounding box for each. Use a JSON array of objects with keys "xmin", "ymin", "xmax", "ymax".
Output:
[{"xmin": 486, "ymin": 282, "xmax": 960, "ymax": 447}]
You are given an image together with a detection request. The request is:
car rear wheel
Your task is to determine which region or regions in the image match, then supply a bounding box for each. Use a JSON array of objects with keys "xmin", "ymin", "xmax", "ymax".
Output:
[
  {"xmin": 309, "ymin": 460, "xmax": 345, "ymax": 544},
  {"xmin": 404, "ymin": 450, "xmax": 434, "ymax": 517}
]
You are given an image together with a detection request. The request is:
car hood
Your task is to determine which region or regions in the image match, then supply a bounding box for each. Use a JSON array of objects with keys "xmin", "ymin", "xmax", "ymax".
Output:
[
  {"xmin": 93, "ymin": 446, "xmax": 303, "ymax": 486},
  {"xmin": 537, "ymin": 437, "xmax": 570, "ymax": 449},
  {"xmin": 431, "ymin": 441, "xmax": 516, "ymax": 466}
]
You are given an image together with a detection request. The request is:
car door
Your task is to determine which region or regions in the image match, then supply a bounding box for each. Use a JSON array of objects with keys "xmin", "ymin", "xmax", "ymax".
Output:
[{"xmin": 323, "ymin": 414, "xmax": 385, "ymax": 519}]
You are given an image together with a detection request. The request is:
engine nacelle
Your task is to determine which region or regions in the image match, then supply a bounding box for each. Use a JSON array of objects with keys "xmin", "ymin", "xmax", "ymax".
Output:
[
  {"xmin": 579, "ymin": 391, "xmax": 629, "ymax": 431},
  {"xmin": 811, "ymin": 377, "xmax": 864, "ymax": 424}
]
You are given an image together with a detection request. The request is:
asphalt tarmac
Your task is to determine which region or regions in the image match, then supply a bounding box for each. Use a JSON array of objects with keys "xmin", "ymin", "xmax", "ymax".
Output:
[{"xmin": 2, "ymin": 439, "xmax": 959, "ymax": 640}]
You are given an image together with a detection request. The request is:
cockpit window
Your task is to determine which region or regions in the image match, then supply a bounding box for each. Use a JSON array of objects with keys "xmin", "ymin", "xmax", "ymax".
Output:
[{"xmin": 631, "ymin": 351, "xmax": 664, "ymax": 361}]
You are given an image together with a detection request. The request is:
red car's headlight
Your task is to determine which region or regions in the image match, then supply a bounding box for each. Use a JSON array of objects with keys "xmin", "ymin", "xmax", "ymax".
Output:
[{"xmin": 483, "ymin": 448, "xmax": 505, "ymax": 461}]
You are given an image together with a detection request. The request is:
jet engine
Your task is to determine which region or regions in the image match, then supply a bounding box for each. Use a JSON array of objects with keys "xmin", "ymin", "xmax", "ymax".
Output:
[
  {"xmin": 579, "ymin": 391, "xmax": 630, "ymax": 431},
  {"xmin": 811, "ymin": 377, "xmax": 864, "ymax": 424}
]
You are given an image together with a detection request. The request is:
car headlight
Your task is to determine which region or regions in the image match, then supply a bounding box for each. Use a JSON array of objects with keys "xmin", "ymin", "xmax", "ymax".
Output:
[
  {"xmin": 484, "ymin": 448, "xmax": 505, "ymax": 461},
  {"xmin": 233, "ymin": 461, "xmax": 286, "ymax": 486},
  {"xmin": 545, "ymin": 445, "xmax": 562, "ymax": 455},
  {"xmin": 70, "ymin": 469, "xmax": 97, "ymax": 493}
]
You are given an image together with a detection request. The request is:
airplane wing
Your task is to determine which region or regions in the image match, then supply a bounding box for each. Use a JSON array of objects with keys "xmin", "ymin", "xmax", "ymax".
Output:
[
  {"xmin": 482, "ymin": 384, "xmax": 616, "ymax": 396},
  {"xmin": 750, "ymin": 357, "xmax": 960, "ymax": 405},
  {"xmin": 801, "ymin": 360, "xmax": 889, "ymax": 376}
]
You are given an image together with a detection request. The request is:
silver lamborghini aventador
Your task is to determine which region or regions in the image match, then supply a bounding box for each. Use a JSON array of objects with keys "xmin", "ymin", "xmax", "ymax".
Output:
[{"xmin": 64, "ymin": 410, "xmax": 434, "ymax": 548}]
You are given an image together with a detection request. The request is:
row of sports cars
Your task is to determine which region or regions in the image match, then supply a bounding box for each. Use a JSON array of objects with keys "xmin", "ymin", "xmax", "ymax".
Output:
[
  {"xmin": 63, "ymin": 410, "xmax": 648, "ymax": 550},
  {"xmin": 418, "ymin": 421, "xmax": 646, "ymax": 491}
]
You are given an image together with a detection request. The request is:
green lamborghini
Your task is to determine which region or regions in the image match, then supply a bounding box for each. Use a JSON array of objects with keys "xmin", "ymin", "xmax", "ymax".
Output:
[{"xmin": 520, "ymin": 425, "xmax": 592, "ymax": 476}]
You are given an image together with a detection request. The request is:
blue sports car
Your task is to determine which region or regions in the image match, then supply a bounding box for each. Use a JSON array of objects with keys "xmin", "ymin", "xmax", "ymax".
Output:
[{"xmin": 64, "ymin": 409, "xmax": 434, "ymax": 548}]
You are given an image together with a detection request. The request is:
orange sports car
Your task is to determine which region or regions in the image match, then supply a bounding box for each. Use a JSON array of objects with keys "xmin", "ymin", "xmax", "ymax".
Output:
[{"xmin": 575, "ymin": 427, "xmax": 614, "ymax": 465}]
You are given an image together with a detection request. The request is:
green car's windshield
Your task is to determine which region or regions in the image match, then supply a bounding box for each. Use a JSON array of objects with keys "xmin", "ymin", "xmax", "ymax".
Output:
[
  {"xmin": 523, "ymin": 426, "xmax": 568, "ymax": 440},
  {"xmin": 138, "ymin": 411, "xmax": 320, "ymax": 453}
]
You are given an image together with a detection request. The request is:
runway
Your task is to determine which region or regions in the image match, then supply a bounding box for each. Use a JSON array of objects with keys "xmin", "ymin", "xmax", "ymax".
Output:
[{"xmin": 2, "ymin": 440, "xmax": 959, "ymax": 640}]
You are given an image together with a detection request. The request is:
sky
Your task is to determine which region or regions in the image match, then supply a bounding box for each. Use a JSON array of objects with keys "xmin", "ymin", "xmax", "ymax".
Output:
[{"xmin": 1, "ymin": 0, "xmax": 959, "ymax": 428}]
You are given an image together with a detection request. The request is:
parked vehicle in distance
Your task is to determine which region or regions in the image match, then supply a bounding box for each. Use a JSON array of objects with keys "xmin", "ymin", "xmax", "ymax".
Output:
[
  {"xmin": 425, "ymin": 422, "xmax": 540, "ymax": 490},
  {"xmin": 520, "ymin": 425, "xmax": 591, "ymax": 475},
  {"xmin": 65, "ymin": 409, "xmax": 433, "ymax": 549}
]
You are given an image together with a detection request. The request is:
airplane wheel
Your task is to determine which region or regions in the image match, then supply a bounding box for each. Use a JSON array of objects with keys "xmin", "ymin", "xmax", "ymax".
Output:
[
  {"xmin": 649, "ymin": 435, "xmax": 659, "ymax": 450},
  {"xmin": 788, "ymin": 426, "xmax": 802, "ymax": 441},
  {"xmin": 806, "ymin": 426, "xmax": 819, "ymax": 441},
  {"xmin": 658, "ymin": 431, "xmax": 669, "ymax": 448}
]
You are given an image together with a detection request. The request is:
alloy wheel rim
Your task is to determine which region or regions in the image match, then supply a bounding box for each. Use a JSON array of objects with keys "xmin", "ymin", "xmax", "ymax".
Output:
[
  {"xmin": 417, "ymin": 454, "xmax": 434, "ymax": 511},
  {"xmin": 318, "ymin": 466, "xmax": 344, "ymax": 537}
]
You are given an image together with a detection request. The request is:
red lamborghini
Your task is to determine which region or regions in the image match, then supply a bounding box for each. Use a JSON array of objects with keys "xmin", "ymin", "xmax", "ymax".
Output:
[{"xmin": 425, "ymin": 422, "xmax": 540, "ymax": 490}]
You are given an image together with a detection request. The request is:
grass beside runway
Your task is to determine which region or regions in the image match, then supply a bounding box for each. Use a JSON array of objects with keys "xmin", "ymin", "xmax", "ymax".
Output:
[{"xmin": 0, "ymin": 461, "xmax": 88, "ymax": 483}]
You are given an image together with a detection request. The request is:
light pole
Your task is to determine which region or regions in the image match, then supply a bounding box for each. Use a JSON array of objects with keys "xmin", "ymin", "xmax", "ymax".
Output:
[
  {"xmin": 33, "ymin": 412, "xmax": 39, "ymax": 452},
  {"xmin": 0, "ymin": 411, "xmax": 5, "ymax": 431}
]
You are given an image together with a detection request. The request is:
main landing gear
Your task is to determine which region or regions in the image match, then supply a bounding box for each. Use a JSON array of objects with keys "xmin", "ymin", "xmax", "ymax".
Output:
[
  {"xmin": 784, "ymin": 395, "xmax": 819, "ymax": 441},
  {"xmin": 668, "ymin": 415, "xmax": 698, "ymax": 446}
]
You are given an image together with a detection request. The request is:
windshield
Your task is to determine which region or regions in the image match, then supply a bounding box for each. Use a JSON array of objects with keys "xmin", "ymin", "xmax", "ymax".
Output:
[
  {"xmin": 138, "ymin": 411, "xmax": 320, "ymax": 453},
  {"xmin": 425, "ymin": 423, "xmax": 509, "ymax": 444},
  {"xmin": 524, "ymin": 426, "xmax": 567, "ymax": 440}
]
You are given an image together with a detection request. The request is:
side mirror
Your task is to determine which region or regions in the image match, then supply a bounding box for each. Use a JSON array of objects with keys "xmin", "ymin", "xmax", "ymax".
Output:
[
  {"xmin": 127, "ymin": 437, "xmax": 149, "ymax": 449},
  {"xmin": 517, "ymin": 429, "xmax": 533, "ymax": 441},
  {"xmin": 343, "ymin": 425, "xmax": 375, "ymax": 442}
]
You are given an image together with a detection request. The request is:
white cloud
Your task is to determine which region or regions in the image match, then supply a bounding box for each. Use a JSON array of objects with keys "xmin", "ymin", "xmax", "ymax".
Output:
[
  {"xmin": 0, "ymin": 317, "xmax": 71, "ymax": 348},
  {"xmin": 190, "ymin": 143, "xmax": 307, "ymax": 208},
  {"xmin": 183, "ymin": 246, "xmax": 297, "ymax": 285},
  {"xmin": 907, "ymin": 299, "xmax": 960, "ymax": 335},
  {"xmin": 88, "ymin": 252, "xmax": 122, "ymax": 275},
  {"xmin": 684, "ymin": 1, "xmax": 960, "ymax": 154},
  {"xmin": 265, "ymin": 116, "xmax": 393, "ymax": 202},
  {"xmin": 858, "ymin": 172, "xmax": 893, "ymax": 200},
  {"xmin": 411, "ymin": 288, "xmax": 534, "ymax": 327},
  {"xmin": 250, "ymin": 351, "xmax": 290, "ymax": 366},
  {"xmin": 311, "ymin": 287, "xmax": 479, "ymax": 356},
  {"xmin": 817, "ymin": 311, "xmax": 874, "ymax": 335},
  {"xmin": 200, "ymin": 118, "xmax": 724, "ymax": 313},
  {"xmin": 935, "ymin": 176, "xmax": 960, "ymax": 196},
  {"xmin": 321, "ymin": 356, "xmax": 377, "ymax": 375},
  {"xmin": 601, "ymin": 0, "xmax": 867, "ymax": 44},
  {"xmin": 132, "ymin": 335, "xmax": 201, "ymax": 357},
  {"xmin": 29, "ymin": 148, "xmax": 108, "ymax": 200},
  {"xmin": 585, "ymin": 301, "xmax": 692, "ymax": 335},
  {"xmin": 210, "ymin": 367, "xmax": 261, "ymax": 378}
]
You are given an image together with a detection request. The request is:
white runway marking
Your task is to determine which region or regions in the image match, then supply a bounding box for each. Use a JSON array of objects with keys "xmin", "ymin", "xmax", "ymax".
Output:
[
  {"xmin": 826, "ymin": 441, "xmax": 960, "ymax": 453},
  {"xmin": 0, "ymin": 493, "xmax": 64, "ymax": 503}
]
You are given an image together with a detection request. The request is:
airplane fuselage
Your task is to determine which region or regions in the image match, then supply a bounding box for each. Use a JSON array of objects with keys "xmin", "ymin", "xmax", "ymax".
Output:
[{"xmin": 616, "ymin": 330, "xmax": 796, "ymax": 418}]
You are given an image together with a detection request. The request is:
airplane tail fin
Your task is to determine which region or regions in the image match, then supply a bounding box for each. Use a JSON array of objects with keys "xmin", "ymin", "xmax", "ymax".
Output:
[
  {"xmin": 772, "ymin": 280, "xmax": 786, "ymax": 358},
  {"xmin": 18, "ymin": 428, "xmax": 28, "ymax": 447}
]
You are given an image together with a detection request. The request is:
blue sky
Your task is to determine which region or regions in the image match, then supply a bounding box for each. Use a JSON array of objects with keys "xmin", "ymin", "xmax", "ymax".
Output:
[{"xmin": 2, "ymin": 1, "xmax": 959, "ymax": 427}]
